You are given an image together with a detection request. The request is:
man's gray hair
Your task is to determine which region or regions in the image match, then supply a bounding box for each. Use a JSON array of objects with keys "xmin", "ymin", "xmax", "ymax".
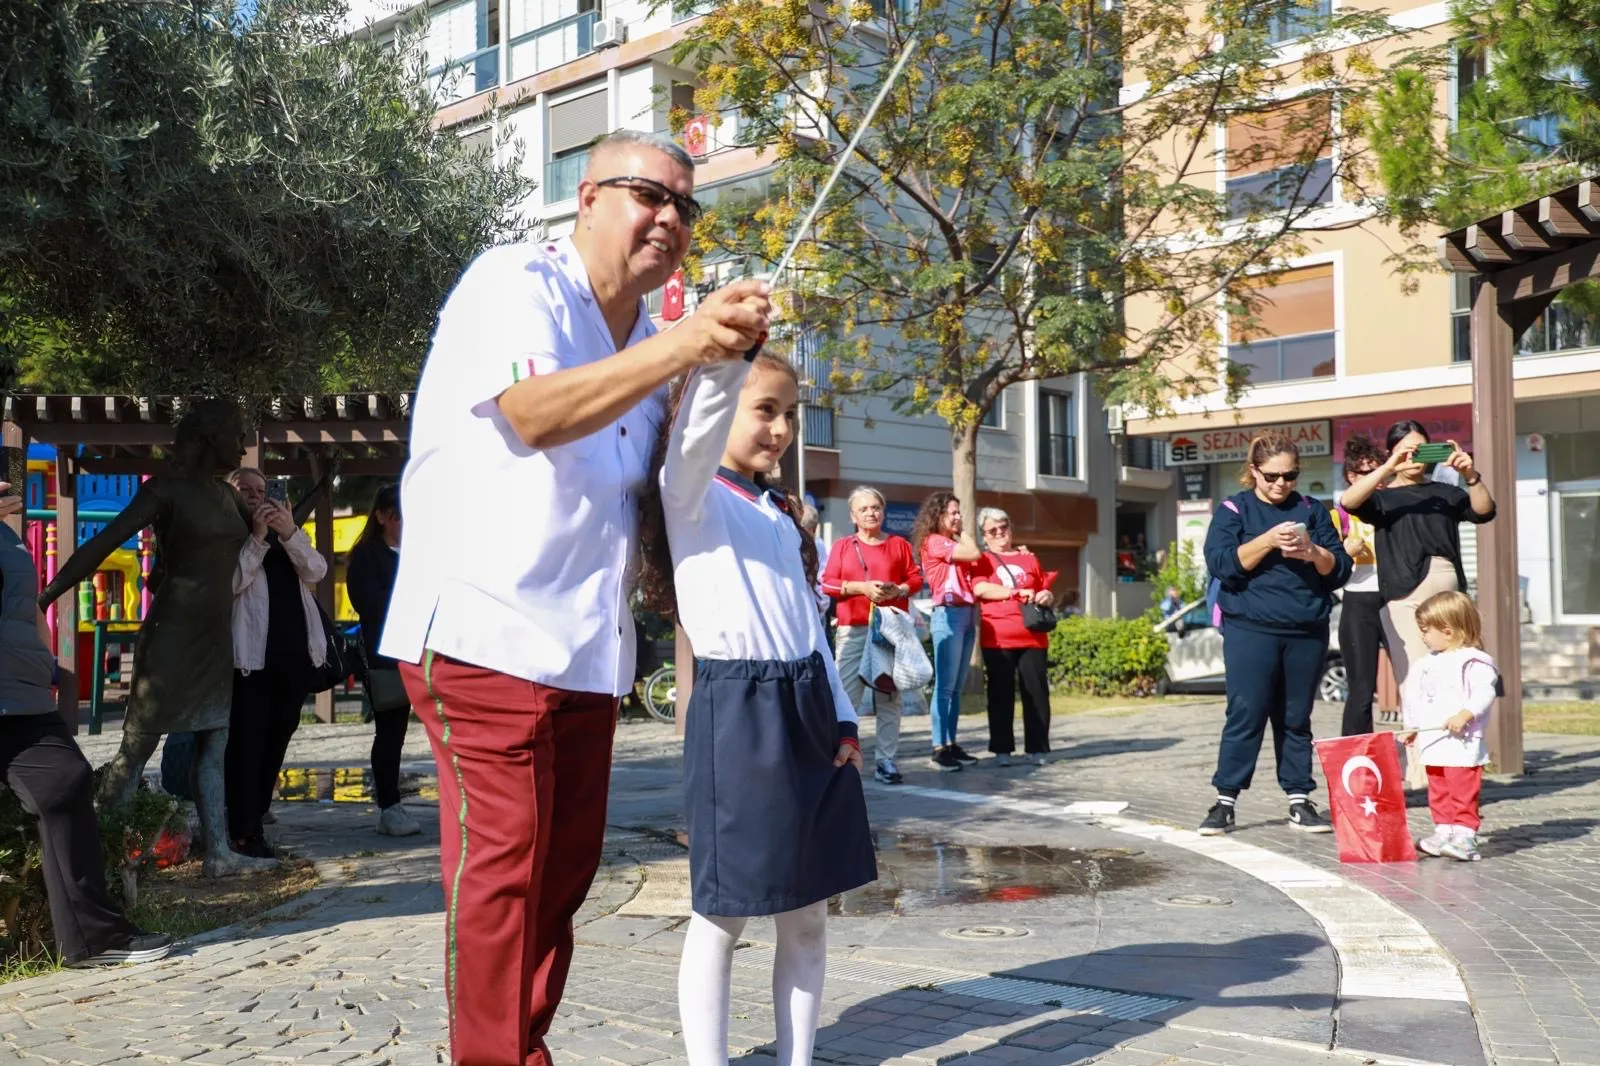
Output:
[
  {"xmin": 977, "ymin": 507, "xmax": 1010, "ymax": 532},
  {"xmin": 799, "ymin": 504, "xmax": 820, "ymax": 534},
  {"xmin": 585, "ymin": 129, "xmax": 695, "ymax": 173}
]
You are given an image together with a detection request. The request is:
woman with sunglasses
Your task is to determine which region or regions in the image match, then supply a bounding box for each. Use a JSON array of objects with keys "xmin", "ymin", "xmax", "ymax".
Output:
[{"xmin": 1199, "ymin": 431, "xmax": 1352, "ymax": 837}]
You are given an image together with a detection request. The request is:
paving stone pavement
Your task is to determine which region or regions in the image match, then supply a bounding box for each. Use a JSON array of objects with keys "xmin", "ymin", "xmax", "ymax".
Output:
[{"xmin": 6, "ymin": 705, "xmax": 1593, "ymax": 1065}]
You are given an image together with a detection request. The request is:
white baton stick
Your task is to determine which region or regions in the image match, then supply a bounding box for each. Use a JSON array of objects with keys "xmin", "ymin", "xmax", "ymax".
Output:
[{"xmin": 748, "ymin": 35, "xmax": 919, "ymax": 356}]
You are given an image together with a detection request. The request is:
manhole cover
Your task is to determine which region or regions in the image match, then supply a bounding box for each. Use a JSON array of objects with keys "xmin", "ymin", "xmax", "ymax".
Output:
[
  {"xmin": 941, "ymin": 925, "xmax": 1031, "ymax": 941},
  {"xmin": 1157, "ymin": 895, "xmax": 1233, "ymax": 907}
]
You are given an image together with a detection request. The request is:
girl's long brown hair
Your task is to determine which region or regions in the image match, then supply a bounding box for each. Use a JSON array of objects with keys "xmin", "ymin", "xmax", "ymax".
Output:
[
  {"xmin": 636, "ymin": 353, "xmax": 818, "ymax": 622},
  {"xmin": 910, "ymin": 491, "xmax": 958, "ymax": 562}
]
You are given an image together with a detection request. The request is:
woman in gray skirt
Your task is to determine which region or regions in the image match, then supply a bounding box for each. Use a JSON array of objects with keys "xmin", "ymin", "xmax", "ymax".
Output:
[{"xmin": 639, "ymin": 351, "xmax": 876, "ymax": 1066}]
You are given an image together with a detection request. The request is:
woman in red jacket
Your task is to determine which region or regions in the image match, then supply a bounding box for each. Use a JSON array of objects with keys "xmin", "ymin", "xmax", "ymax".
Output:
[
  {"xmin": 821, "ymin": 486, "xmax": 923, "ymax": 785},
  {"xmin": 975, "ymin": 507, "xmax": 1058, "ymax": 766}
]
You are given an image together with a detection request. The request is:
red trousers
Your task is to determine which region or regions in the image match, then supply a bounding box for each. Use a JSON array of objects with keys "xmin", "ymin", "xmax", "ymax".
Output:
[
  {"xmin": 403, "ymin": 652, "xmax": 617, "ymax": 1066},
  {"xmin": 1426, "ymin": 765, "xmax": 1482, "ymax": 832}
]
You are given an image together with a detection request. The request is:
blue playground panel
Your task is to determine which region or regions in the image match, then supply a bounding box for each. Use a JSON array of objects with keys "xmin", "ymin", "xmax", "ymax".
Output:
[{"xmin": 24, "ymin": 450, "xmax": 143, "ymax": 551}]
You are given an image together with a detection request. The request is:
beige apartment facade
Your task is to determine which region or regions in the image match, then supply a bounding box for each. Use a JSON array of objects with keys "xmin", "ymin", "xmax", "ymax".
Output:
[{"xmin": 1121, "ymin": 0, "xmax": 1600, "ymax": 659}]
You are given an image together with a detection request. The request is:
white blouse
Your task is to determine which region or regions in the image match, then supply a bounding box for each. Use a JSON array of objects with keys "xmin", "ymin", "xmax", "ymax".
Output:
[
  {"xmin": 661, "ymin": 360, "xmax": 856, "ymax": 726},
  {"xmin": 1402, "ymin": 646, "xmax": 1498, "ymax": 768}
]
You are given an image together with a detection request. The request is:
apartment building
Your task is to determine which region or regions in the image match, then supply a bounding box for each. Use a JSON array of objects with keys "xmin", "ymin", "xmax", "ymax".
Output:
[
  {"xmin": 343, "ymin": 0, "xmax": 1143, "ymax": 614},
  {"xmin": 1121, "ymin": 0, "xmax": 1600, "ymax": 667}
]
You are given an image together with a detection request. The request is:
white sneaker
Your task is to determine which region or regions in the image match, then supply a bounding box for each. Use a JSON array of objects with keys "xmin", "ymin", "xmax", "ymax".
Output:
[
  {"xmin": 1030, "ymin": 753, "xmax": 1047, "ymax": 767},
  {"xmin": 376, "ymin": 804, "xmax": 422, "ymax": 837},
  {"xmin": 993, "ymin": 753, "xmax": 1012, "ymax": 767},
  {"xmin": 1417, "ymin": 830, "xmax": 1450, "ymax": 857},
  {"xmin": 1439, "ymin": 829, "xmax": 1481, "ymax": 862}
]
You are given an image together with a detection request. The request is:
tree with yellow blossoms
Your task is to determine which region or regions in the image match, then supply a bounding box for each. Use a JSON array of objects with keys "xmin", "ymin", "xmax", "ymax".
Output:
[{"xmin": 673, "ymin": 0, "xmax": 1400, "ymax": 512}]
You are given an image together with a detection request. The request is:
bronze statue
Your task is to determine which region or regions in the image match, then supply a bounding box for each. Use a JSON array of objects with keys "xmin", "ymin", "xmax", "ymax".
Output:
[{"xmin": 39, "ymin": 399, "xmax": 277, "ymax": 877}]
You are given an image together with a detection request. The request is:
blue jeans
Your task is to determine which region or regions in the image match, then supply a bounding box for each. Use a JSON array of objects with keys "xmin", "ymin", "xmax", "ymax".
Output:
[{"xmin": 930, "ymin": 606, "xmax": 977, "ymax": 748}]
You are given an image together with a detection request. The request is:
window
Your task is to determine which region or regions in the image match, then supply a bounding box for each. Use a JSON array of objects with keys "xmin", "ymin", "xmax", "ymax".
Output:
[
  {"xmin": 425, "ymin": 0, "xmax": 500, "ymax": 103},
  {"xmin": 1123, "ymin": 435, "xmax": 1165, "ymax": 470},
  {"xmin": 508, "ymin": 0, "xmax": 599, "ymax": 80},
  {"xmin": 1266, "ymin": 0, "xmax": 1330, "ymax": 45},
  {"xmin": 981, "ymin": 395, "xmax": 1003, "ymax": 428},
  {"xmin": 545, "ymin": 87, "xmax": 608, "ymax": 203},
  {"xmin": 1225, "ymin": 96, "xmax": 1333, "ymax": 217},
  {"xmin": 1227, "ymin": 263, "xmax": 1336, "ymax": 385},
  {"xmin": 1451, "ymin": 272, "xmax": 1474, "ymax": 362},
  {"xmin": 1038, "ymin": 390, "xmax": 1077, "ymax": 478}
]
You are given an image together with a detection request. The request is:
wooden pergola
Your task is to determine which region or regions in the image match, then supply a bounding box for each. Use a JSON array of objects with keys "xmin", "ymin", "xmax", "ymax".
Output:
[
  {"xmin": 1, "ymin": 393, "xmax": 414, "ymax": 730},
  {"xmin": 1436, "ymin": 178, "xmax": 1600, "ymax": 775}
]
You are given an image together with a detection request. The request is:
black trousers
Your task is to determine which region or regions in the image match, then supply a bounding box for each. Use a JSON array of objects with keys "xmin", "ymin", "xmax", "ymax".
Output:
[
  {"xmin": 1339, "ymin": 591, "xmax": 1386, "ymax": 737},
  {"xmin": 1213, "ymin": 622, "xmax": 1326, "ymax": 796},
  {"xmin": 370, "ymin": 708, "xmax": 411, "ymax": 809},
  {"xmin": 225, "ymin": 669, "xmax": 309, "ymax": 841},
  {"xmin": 0, "ymin": 714, "xmax": 139, "ymax": 962},
  {"xmin": 983, "ymin": 647, "xmax": 1052, "ymax": 755}
]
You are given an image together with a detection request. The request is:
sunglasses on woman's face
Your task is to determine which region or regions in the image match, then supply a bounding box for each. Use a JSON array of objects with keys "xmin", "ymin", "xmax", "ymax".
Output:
[
  {"xmin": 984, "ymin": 523, "xmax": 1009, "ymax": 536},
  {"xmin": 1258, "ymin": 469, "xmax": 1300, "ymax": 484}
]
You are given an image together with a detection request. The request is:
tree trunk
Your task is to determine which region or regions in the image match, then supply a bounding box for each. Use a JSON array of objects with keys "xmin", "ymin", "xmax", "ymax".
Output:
[{"xmin": 951, "ymin": 422, "xmax": 980, "ymax": 537}]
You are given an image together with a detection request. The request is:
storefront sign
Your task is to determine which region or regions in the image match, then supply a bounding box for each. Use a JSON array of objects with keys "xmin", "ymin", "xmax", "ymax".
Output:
[
  {"xmin": 1176, "ymin": 499, "xmax": 1214, "ymax": 576},
  {"xmin": 883, "ymin": 503, "xmax": 919, "ymax": 539},
  {"xmin": 1167, "ymin": 421, "xmax": 1330, "ymax": 465},
  {"xmin": 1180, "ymin": 468, "xmax": 1209, "ymax": 500},
  {"xmin": 1331, "ymin": 404, "xmax": 1474, "ymax": 459}
]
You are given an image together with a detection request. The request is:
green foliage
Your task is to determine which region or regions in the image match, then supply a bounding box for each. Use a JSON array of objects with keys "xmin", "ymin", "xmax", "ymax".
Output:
[
  {"xmin": 1047, "ymin": 615, "xmax": 1169, "ymax": 696},
  {"xmin": 0, "ymin": 0, "xmax": 533, "ymax": 395},
  {"xmin": 1147, "ymin": 540, "xmax": 1205, "ymax": 616},
  {"xmin": 670, "ymin": 0, "xmax": 1399, "ymax": 512},
  {"xmin": 1, "ymin": 777, "xmax": 185, "ymax": 965}
]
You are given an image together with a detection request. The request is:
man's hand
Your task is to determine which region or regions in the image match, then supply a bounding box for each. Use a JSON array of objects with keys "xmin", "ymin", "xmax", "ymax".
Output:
[
  {"xmin": 675, "ymin": 279, "xmax": 771, "ymax": 366},
  {"xmin": 833, "ymin": 741, "xmax": 864, "ymax": 771}
]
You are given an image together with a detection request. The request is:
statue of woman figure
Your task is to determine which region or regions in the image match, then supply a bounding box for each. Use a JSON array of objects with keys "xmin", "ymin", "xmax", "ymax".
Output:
[{"xmin": 39, "ymin": 399, "xmax": 277, "ymax": 877}]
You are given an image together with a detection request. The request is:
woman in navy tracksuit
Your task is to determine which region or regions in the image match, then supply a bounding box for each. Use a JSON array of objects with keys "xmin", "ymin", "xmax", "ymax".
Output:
[{"xmin": 1199, "ymin": 431, "xmax": 1352, "ymax": 836}]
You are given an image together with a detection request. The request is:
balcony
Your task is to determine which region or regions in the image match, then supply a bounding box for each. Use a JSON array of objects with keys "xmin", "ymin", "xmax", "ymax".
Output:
[
  {"xmin": 428, "ymin": 47, "xmax": 499, "ymax": 104},
  {"xmin": 509, "ymin": 9, "xmax": 598, "ymax": 81},
  {"xmin": 1117, "ymin": 435, "xmax": 1173, "ymax": 491},
  {"xmin": 803, "ymin": 406, "xmax": 834, "ymax": 449},
  {"xmin": 544, "ymin": 149, "xmax": 590, "ymax": 204}
]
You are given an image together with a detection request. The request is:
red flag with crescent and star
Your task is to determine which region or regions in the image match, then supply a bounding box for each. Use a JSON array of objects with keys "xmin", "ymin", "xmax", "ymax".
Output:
[{"xmin": 1314, "ymin": 733, "xmax": 1417, "ymax": 864}]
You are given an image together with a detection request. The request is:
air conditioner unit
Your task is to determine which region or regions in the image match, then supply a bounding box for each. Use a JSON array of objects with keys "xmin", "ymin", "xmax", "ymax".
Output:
[
  {"xmin": 593, "ymin": 17, "xmax": 626, "ymax": 48},
  {"xmin": 1105, "ymin": 404, "xmax": 1125, "ymax": 433}
]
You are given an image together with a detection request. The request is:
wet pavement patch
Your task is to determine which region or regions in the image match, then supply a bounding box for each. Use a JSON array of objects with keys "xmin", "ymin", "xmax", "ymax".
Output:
[
  {"xmin": 831, "ymin": 836, "xmax": 1166, "ymax": 916},
  {"xmin": 274, "ymin": 766, "xmax": 438, "ymax": 804}
]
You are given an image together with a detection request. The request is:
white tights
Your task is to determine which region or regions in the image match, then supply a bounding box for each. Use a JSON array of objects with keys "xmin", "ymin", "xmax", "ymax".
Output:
[{"xmin": 678, "ymin": 902, "xmax": 828, "ymax": 1066}]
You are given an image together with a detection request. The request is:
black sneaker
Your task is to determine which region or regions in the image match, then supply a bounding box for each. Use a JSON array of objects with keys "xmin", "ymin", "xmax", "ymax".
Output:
[
  {"xmin": 1288, "ymin": 800, "xmax": 1333, "ymax": 833},
  {"xmin": 873, "ymin": 760, "xmax": 904, "ymax": 785},
  {"xmin": 67, "ymin": 932, "xmax": 173, "ymax": 969},
  {"xmin": 929, "ymin": 747, "xmax": 963, "ymax": 773},
  {"xmin": 1197, "ymin": 803, "xmax": 1235, "ymax": 836},
  {"xmin": 948, "ymin": 744, "xmax": 980, "ymax": 765}
]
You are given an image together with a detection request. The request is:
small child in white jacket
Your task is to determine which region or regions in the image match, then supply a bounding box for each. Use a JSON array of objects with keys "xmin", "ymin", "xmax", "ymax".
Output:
[{"xmin": 1400, "ymin": 591, "xmax": 1499, "ymax": 862}]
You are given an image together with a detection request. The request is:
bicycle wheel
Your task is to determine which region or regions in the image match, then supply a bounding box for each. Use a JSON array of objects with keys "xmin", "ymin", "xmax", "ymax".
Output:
[{"xmin": 643, "ymin": 664, "xmax": 677, "ymax": 723}]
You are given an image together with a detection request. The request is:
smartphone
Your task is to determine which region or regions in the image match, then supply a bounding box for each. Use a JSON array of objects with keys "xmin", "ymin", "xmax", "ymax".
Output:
[
  {"xmin": 1290, "ymin": 521, "xmax": 1308, "ymax": 545},
  {"xmin": 266, "ymin": 479, "xmax": 289, "ymax": 504},
  {"xmin": 1413, "ymin": 442, "xmax": 1455, "ymax": 464}
]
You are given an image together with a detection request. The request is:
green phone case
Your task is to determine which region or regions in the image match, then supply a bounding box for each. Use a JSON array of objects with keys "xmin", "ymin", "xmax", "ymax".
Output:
[{"xmin": 1413, "ymin": 443, "xmax": 1454, "ymax": 464}]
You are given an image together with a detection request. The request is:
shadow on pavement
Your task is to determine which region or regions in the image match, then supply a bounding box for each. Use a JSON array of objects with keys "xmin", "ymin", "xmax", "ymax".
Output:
[{"xmin": 731, "ymin": 933, "xmax": 1327, "ymax": 1065}]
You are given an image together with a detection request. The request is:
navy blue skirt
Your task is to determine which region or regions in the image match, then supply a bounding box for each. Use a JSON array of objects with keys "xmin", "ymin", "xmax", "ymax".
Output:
[{"xmin": 684, "ymin": 651, "xmax": 877, "ymax": 917}]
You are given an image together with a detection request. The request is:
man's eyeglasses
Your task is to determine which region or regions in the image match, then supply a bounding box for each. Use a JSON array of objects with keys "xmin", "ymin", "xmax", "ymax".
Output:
[
  {"xmin": 1258, "ymin": 469, "xmax": 1300, "ymax": 484},
  {"xmin": 593, "ymin": 176, "xmax": 703, "ymax": 226}
]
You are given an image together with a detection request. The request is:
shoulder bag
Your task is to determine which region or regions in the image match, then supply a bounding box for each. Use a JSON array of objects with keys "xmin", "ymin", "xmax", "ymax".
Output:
[{"xmin": 986, "ymin": 552, "xmax": 1059, "ymax": 633}]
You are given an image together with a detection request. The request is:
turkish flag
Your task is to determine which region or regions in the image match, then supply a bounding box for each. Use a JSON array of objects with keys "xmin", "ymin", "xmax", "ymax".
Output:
[
  {"xmin": 662, "ymin": 270, "xmax": 685, "ymax": 321},
  {"xmin": 1314, "ymin": 733, "xmax": 1417, "ymax": 864}
]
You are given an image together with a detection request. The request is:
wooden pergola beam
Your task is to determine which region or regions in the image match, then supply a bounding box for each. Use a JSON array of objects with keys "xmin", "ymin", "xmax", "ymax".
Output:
[
  {"xmin": 1493, "ymin": 238, "xmax": 1600, "ymax": 305},
  {"xmin": 1501, "ymin": 207, "xmax": 1556, "ymax": 252}
]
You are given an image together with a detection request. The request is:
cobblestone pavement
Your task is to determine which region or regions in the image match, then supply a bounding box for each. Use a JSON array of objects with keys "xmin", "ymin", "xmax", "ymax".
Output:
[{"xmin": 5, "ymin": 704, "xmax": 1594, "ymax": 1065}]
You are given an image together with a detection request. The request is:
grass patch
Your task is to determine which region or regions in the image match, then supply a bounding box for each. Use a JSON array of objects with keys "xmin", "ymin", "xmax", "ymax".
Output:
[
  {"xmin": 1524, "ymin": 701, "xmax": 1600, "ymax": 736},
  {"xmin": 1, "ymin": 858, "xmax": 318, "ymax": 985}
]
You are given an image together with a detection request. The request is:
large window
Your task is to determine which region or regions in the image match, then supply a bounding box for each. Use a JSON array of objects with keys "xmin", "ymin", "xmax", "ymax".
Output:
[
  {"xmin": 508, "ymin": 0, "xmax": 598, "ymax": 81},
  {"xmin": 545, "ymin": 87, "xmax": 608, "ymax": 203},
  {"xmin": 425, "ymin": 0, "xmax": 500, "ymax": 103},
  {"xmin": 1227, "ymin": 263, "xmax": 1336, "ymax": 385},
  {"xmin": 1038, "ymin": 389, "xmax": 1078, "ymax": 478},
  {"xmin": 1454, "ymin": 274, "xmax": 1600, "ymax": 360},
  {"xmin": 1225, "ymin": 96, "xmax": 1333, "ymax": 217}
]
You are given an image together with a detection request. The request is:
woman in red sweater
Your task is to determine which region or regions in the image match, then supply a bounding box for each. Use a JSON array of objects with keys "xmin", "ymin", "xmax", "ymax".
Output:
[
  {"xmin": 975, "ymin": 508, "xmax": 1058, "ymax": 766},
  {"xmin": 821, "ymin": 487, "xmax": 923, "ymax": 784}
]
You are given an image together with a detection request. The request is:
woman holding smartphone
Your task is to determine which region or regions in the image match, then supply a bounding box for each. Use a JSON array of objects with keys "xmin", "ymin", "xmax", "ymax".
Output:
[
  {"xmin": 1338, "ymin": 419, "xmax": 1495, "ymax": 689},
  {"xmin": 1199, "ymin": 431, "xmax": 1352, "ymax": 837}
]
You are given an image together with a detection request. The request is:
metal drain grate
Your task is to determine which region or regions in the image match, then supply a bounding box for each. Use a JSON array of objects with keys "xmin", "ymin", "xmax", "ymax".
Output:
[{"xmin": 732, "ymin": 947, "xmax": 1183, "ymax": 1021}]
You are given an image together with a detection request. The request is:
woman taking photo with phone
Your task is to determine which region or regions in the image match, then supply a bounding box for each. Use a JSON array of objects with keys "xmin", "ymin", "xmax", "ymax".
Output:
[
  {"xmin": 1338, "ymin": 419, "xmax": 1496, "ymax": 689},
  {"xmin": 1199, "ymin": 431, "xmax": 1352, "ymax": 837}
]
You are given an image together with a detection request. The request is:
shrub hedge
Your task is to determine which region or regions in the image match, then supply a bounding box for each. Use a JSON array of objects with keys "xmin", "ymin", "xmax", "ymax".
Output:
[{"xmin": 1047, "ymin": 614, "xmax": 1170, "ymax": 696}]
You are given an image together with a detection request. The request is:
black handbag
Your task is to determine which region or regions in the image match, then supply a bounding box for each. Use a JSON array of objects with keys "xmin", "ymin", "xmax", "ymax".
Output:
[
  {"xmin": 310, "ymin": 606, "xmax": 357, "ymax": 694},
  {"xmin": 986, "ymin": 551, "xmax": 1061, "ymax": 633}
]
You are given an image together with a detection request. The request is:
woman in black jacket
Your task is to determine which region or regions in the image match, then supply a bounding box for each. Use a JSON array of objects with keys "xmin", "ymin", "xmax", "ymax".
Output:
[
  {"xmin": 346, "ymin": 484, "xmax": 418, "ymax": 837},
  {"xmin": 1200, "ymin": 431, "xmax": 1353, "ymax": 837}
]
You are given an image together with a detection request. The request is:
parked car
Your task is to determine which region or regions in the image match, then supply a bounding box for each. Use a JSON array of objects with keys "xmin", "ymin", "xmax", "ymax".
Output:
[{"xmin": 1153, "ymin": 598, "xmax": 1347, "ymax": 703}]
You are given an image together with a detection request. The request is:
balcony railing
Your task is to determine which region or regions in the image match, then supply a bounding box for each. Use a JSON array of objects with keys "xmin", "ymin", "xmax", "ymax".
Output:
[
  {"xmin": 508, "ymin": 9, "xmax": 598, "ymax": 81},
  {"xmin": 544, "ymin": 149, "xmax": 590, "ymax": 204},
  {"xmin": 428, "ymin": 46, "xmax": 499, "ymax": 104},
  {"xmin": 803, "ymin": 406, "xmax": 835, "ymax": 449}
]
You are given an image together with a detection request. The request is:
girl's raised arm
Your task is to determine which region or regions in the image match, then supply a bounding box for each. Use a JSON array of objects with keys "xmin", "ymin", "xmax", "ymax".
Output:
[{"xmin": 660, "ymin": 360, "xmax": 752, "ymax": 521}]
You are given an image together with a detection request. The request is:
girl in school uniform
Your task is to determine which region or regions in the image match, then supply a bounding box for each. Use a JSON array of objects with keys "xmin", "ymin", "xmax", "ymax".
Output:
[
  {"xmin": 1399, "ymin": 590, "xmax": 1499, "ymax": 863},
  {"xmin": 638, "ymin": 351, "xmax": 877, "ymax": 1066}
]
